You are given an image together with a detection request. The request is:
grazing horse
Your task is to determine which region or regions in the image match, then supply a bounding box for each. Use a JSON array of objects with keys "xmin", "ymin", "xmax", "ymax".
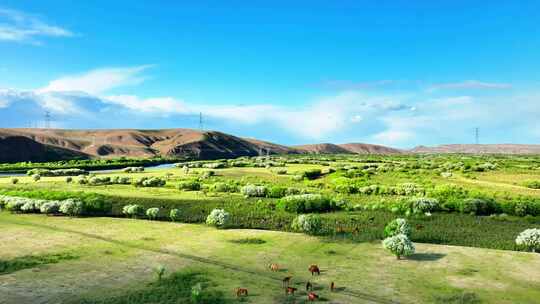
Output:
[
  {"xmin": 308, "ymin": 264, "xmax": 320, "ymax": 276},
  {"xmin": 285, "ymin": 287, "xmax": 297, "ymax": 295},
  {"xmin": 308, "ymin": 292, "xmax": 319, "ymax": 301},
  {"xmin": 282, "ymin": 276, "xmax": 292, "ymax": 288},
  {"xmin": 269, "ymin": 263, "xmax": 280, "ymax": 272},
  {"xmin": 306, "ymin": 281, "xmax": 313, "ymax": 291},
  {"xmin": 235, "ymin": 288, "xmax": 248, "ymax": 297},
  {"xmin": 330, "ymin": 281, "xmax": 335, "ymax": 292}
]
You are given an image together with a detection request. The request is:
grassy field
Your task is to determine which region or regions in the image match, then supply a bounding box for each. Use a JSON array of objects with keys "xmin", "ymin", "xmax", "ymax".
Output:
[{"xmin": 1, "ymin": 212, "xmax": 540, "ymax": 304}]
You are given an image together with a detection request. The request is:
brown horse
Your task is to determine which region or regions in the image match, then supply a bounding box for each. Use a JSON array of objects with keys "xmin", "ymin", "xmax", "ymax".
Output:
[
  {"xmin": 308, "ymin": 292, "xmax": 319, "ymax": 301},
  {"xmin": 285, "ymin": 287, "xmax": 298, "ymax": 295},
  {"xmin": 282, "ymin": 276, "xmax": 292, "ymax": 288},
  {"xmin": 308, "ymin": 264, "xmax": 320, "ymax": 276},
  {"xmin": 269, "ymin": 263, "xmax": 280, "ymax": 272},
  {"xmin": 330, "ymin": 281, "xmax": 335, "ymax": 292},
  {"xmin": 235, "ymin": 288, "xmax": 248, "ymax": 297},
  {"xmin": 306, "ymin": 281, "xmax": 313, "ymax": 291}
]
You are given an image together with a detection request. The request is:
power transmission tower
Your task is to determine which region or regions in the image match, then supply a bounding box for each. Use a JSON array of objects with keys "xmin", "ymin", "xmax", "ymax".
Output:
[
  {"xmin": 199, "ymin": 112, "xmax": 204, "ymax": 131},
  {"xmin": 475, "ymin": 127, "xmax": 479, "ymax": 145},
  {"xmin": 44, "ymin": 111, "xmax": 51, "ymax": 129}
]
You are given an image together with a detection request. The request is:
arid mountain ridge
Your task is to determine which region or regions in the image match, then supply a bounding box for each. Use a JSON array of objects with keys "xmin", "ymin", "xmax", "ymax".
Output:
[{"xmin": 0, "ymin": 128, "xmax": 538, "ymax": 162}]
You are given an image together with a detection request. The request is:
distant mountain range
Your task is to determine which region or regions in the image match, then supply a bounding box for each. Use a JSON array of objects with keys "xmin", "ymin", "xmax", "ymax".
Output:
[{"xmin": 0, "ymin": 128, "xmax": 538, "ymax": 162}]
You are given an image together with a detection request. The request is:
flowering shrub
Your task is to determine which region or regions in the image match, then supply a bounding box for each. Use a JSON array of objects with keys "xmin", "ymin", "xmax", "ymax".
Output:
[
  {"xmin": 382, "ymin": 234, "xmax": 415, "ymax": 259},
  {"xmin": 291, "ymin": 214, "xmax": 322, "ymax": 235},
  {"xmin": 203, "ymin": 162, "xmax": 227, "ymax": 169},
  {"xmin": 122, "ymin": 204, "xmax": 144, "ymax": 217},
  {"xmin": 515, "ymin": 228, "xmax": 540, "ymax": 252},
  {"xmin": 40, "ymin": 201, "xmax": 61, "ymax": 214},
  {"xmin": 32, "ymin": 174, "xmax": 41, "ymax": 182},
  {"xmin": 384, "ymin": 218, "xmax": 411, "ymax": 237},
  {"xmin": 170, "ymin": 208, "xmax": 181, "ymax": 221},
  {"xmin": 111, "ymin": 176, "xmax": 131, "ymax": 184},
  {"xmin": 123, "ymin": 167, "xmax": 144, "ymax": 173},
  {"xmin": 146, "ymin": 207, "xmax": 159, "ymax": 220},
  {"xmin": 59, "ymin": 199, "xmax": 84, "ymax": 216},
  {"xmin": 134, "ymin": 177, "xmax": 166, "ymax": 187},
  {"xmin": 88, "ymin": 176, "xmax": 111, "ymax": 185},
  {"xmin": 440, "ymin": 172, "xmax": 453, "ymax": 178},
  {"xmin": 206, "ymin": 208, "xmax": 231, "ymax": 228},
  {"xmin": 411, "ymin": 198, "xmax": 440, "ymax": 214},
  {"xmin": 21, "ymin": 200, "xmax": 43, "ymax": 213},
  {"xmin": 241, "ymin": 184, "xmax": 268, "ymax": 197},
  {"xmin": 273, "ymin": 168, "xmax": 287, "ymax": 175},
  {"xmin": 5, "ymin": 198, "xmax": 27, "ymax": 212},
  {"xmin": 27, "ymin": 168, "xmax": 88, "ymax": 177},
  {"xmin": 177, "ymin": 180, "xmax": 201, "ymax": 191},
  {"xmin": 398, "ymin": 183, "xmax": 425, "ymax": 196}
]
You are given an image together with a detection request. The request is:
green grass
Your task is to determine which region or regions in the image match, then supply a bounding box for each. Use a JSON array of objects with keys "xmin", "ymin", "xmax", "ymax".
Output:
[
  {"xmin": 0, "ymin": 252, "xmax": 79, "ymax": 275},
  {"xmin": 1, "ymin": 212, "xmax": 540, "ymax": 303}
]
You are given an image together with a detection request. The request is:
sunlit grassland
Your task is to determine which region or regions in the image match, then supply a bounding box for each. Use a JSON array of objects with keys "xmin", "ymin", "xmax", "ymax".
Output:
[{"xmin": 1, "ymin": 212, "xmax": 539, "ymax": 304}]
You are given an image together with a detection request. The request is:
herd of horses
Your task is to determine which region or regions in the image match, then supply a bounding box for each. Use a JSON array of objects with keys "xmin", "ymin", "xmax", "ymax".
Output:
[{"xmin": 235, "ymin": 263, "xmax": 336, "ymax": 301}]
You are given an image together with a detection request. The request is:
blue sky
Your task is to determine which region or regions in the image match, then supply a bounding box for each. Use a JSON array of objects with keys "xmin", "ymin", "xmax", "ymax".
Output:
[{"xmin": 1, "ymin": 1, "xmax": 539, "ymax": 148}]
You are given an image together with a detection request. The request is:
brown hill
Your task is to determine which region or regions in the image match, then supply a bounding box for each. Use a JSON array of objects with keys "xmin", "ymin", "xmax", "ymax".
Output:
[
  {"xmin": 411, "ymin": 144, "xmax": 540, "ymax": 154},
  {"xmin": 294, "ymin": 143, "xmax": 352, "ymax": 154},
  {"xmin": 339, "ymin": 143, "xmax": 403, "ymax": 154},
  {"xmin": 0, "ymin": 128, "xmax": 302, "ymax": 162},
  {"xmin": 293, "ymin": 143, "xmax": 402, "ymax": 154}
]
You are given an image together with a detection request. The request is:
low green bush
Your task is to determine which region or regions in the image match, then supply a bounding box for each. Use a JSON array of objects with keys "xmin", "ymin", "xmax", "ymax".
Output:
[
  {"xmin": 276, "ymin": 194, "xmax": 338, "ymax": 213},
  {"xmin": 384, "ymin": 218, "xmax": 411, "ymax": 237},
  {"xmin": 59, "ymin": 199, "xmax": 84, "ymax": 216},
  {"xmin": 382, "ymin": 234, "xmax": 415, "ymax": 259},
  {"xmin": 133, "ymin": 177, "xmax": 166, "ymax": 187},
  {"xmin": 177, "ymin": 180, "xmax": 201, "ymax": 191},
  {"xmin": 170, "ymin": 208, "xmax": 181, "ymax": 221},
  {"xmin": 240, "ymin": 184, "xmax": 268, "ymax": 197},
  {"xmin": 122, "ymin": 204, "xmax": 144, "ymax": 217}
]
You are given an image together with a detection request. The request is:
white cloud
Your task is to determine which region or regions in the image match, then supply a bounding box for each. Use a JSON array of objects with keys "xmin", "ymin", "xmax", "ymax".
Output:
[
  {"xmin": 39, "ymin": 65, "xmax": 152, "ymax": 95},
  {"xmin": 105, "ymin": 95, "xmax": 189, "ymax": 115},
  {"xmin": 350, "ymin": 115, "xmax": 363, "ymax": 123},
  {"xmin": 0, "ymin": 7, "xmax": 73, "ymax": 44},
  {"xmin": 428, "ymin": 80, "xmax": 512, "ymax": 91},
  {"xmin": 373, "ymin": 130, "xmax": 414, "ymax": 143}
]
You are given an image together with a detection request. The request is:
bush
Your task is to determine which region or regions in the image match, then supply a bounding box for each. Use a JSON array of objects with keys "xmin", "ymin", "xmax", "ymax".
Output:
[
  {"xmin": 241, "ymin": 184, "xmax": 268, "ymax": 197},
  {"xmin": 146, "ymin": 207, "xmax": 159, "ymax": 220},
  {"xmin": 59, "ymin": 199, "xmax": 84, "ymax": 216},
  {"xmin": 384, "ymin": 218, "xmax": 412, "ymax": 237},
  {"xmin": 10, "ymin": 178, "xmax": 18, "ymax": 185},
  {"xmin": 382, "ymin": 234, "xmax": 415, "ymax": 259},
  {"xmin": 27, "ymin": 168, "xmax": 88, "ymax": 177},
  {"xmin": 65, "ymin": 176, "xmax": 73, "ymax": 183},
  {"xmin": 524, "ymin": 181, "xmax": 540, "ymax": 189},
  {"xmin": 40, "ymin": 201, "xmax": 61, "ymax": 214},
  {"xmin": 123, "ymin": 167, "xmax": 144, "ymax": 173},
  {"xmin": 170, "ymin": 208, "xmax": 181, "ymax": 221},
  {"xmin": 209, "ymin": 182, "xmax": 236, "ymax": 193},
  {"xmin": 77, "ymin": 175, "xmax": 88, "ymax": 185},
  {"xmin": 273, "ymin": 168, "xmax": 287, "ymax": 175},
  {"xmin": 291, "ymin": 214, "xmax": 322, "ymax": 235},
  {"xmin": 205, "ymin": 209, "xmax": 231, "ymax": 228},
  {"xmin": 122, "ymin": 204, "xmax": 144, "ymax": 217},
  {"xmin": 5, "ymin": 198, "xmax": 27, "ymax": 212},
  {"xmin": 177, "ymin": 180, "xmax": 201, "ymax": 191},
  {"xmin": 111, "ymin": 176, "xmax": 131, "ymax": 185},
  {"xmin": 88, "ymin": 176, "xmax": 111, "ymax": 186},
  {"xmin": 267, "ymin": 186, "xmax": 287, "ymax": 198},
  {"xmin": 134, "ymin": 177, "xmax": 166, "ymax": 187},
  {"xmin": 515, "ymin": 228, "xmax": 540, "ymax": 252},
  {"xmin": 458, "ymin": 198, "xmax": 492, "ymax": 215},
  {"xmin": 276, "ymin": 194, "xmax": 336, "ymax": 213},
  {"xmin": 302, "ymin": 169, "xmax": 322, "ymax": 180},
  {"xmin": 411, "ymin": 198, "xmax": 440, "ymax": 214},
  {"xmin": 32, "ymin": 174, "xmax": 41, "ymax": 182},
  {"xmin": 21, "ymin": 200, "xmax": 43, "ymax": 213},
  {"xmin": 201, "ymin": 171, "xmax": 215, "ymax": 179}
]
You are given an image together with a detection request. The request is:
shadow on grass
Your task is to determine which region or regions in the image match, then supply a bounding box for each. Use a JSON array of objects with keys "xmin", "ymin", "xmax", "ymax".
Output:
[
  {"xmin": 0, "ymin": 252, "xmax": 79, "ymax": 275},
  {"xmin": 408, "ymin": 253, "xmax": 446, "ymax": 261},
  {"xmin": 4, "ymin": 218, "xmax": 398, "ymax": 304}
]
